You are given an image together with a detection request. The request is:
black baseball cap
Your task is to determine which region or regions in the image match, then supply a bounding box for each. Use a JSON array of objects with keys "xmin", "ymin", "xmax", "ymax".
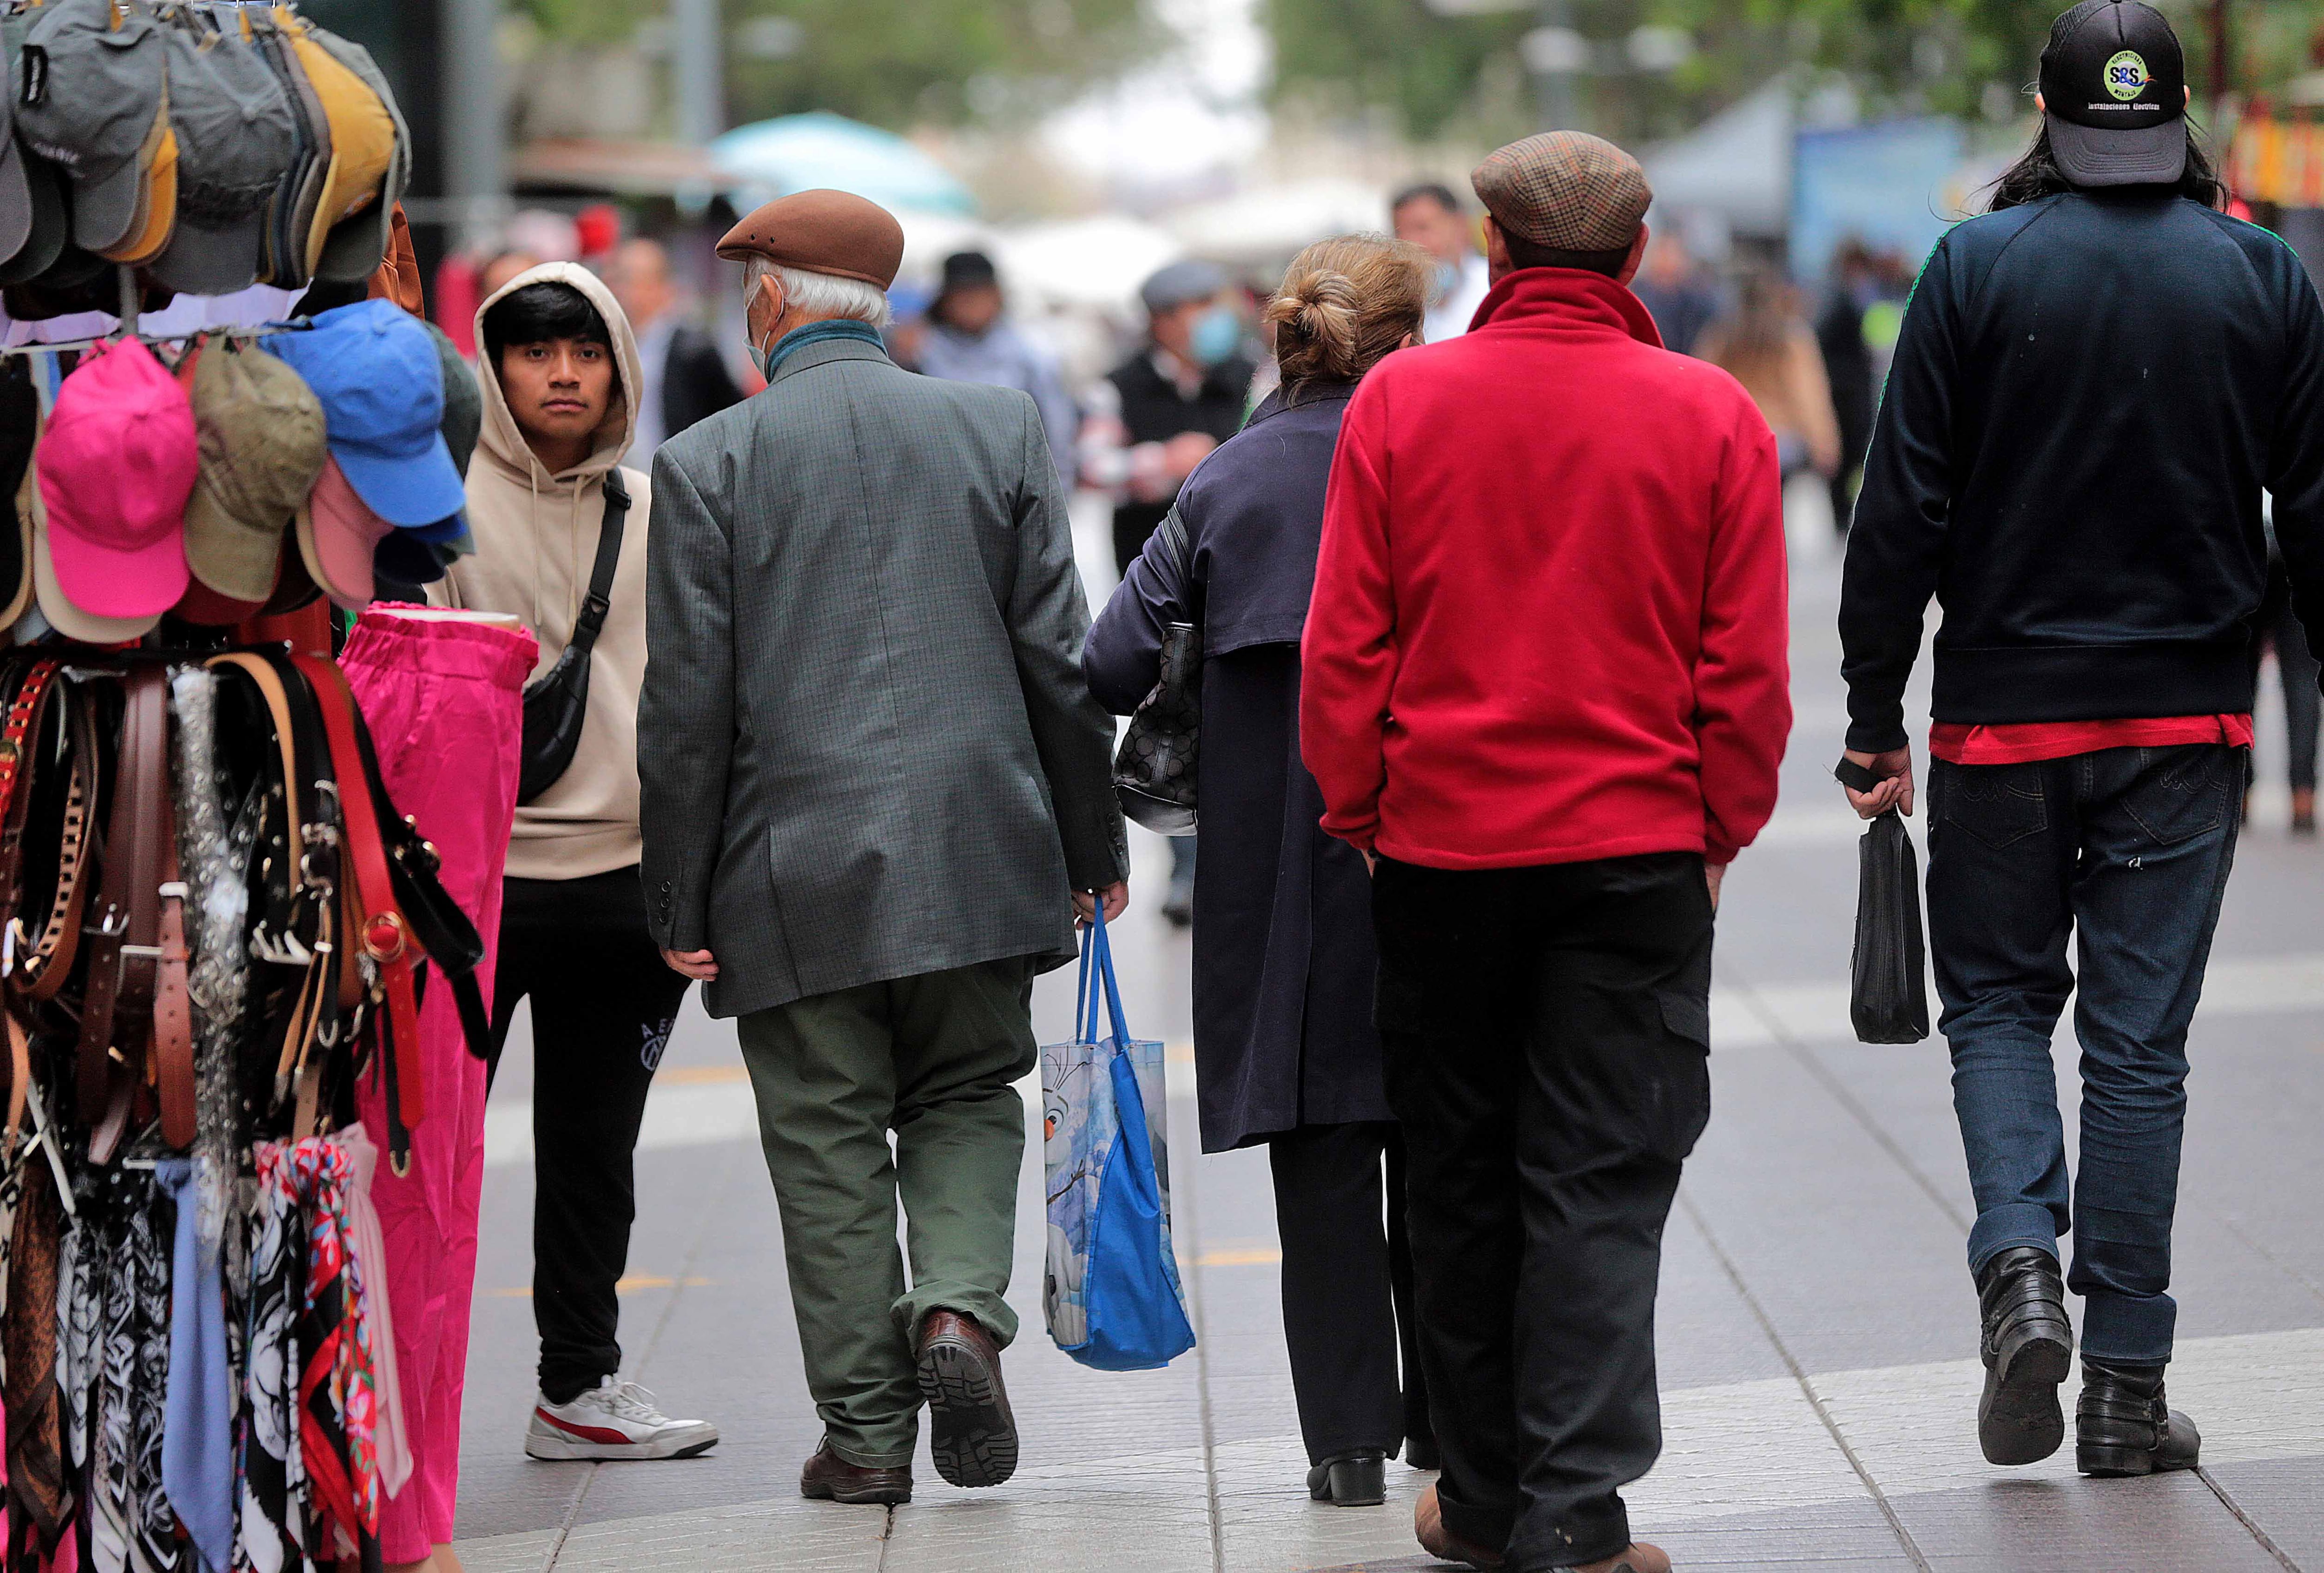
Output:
[{"xmin": 2039, "ymin": 0, "xmax": 2187, "ymax": 188}]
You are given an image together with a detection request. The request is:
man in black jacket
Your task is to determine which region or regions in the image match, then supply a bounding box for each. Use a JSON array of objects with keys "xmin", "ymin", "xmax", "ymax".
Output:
[
  {"xmin": 1838, "ymin": 0, "xmax": 2324, "ymax": 1481},
  {"xmin": 608, "ymin": 238, "xmax": 744, "ymax": 461}
]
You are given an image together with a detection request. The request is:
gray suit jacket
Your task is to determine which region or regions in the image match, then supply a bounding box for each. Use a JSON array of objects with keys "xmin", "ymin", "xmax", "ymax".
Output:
[{"xmin": 640, "ymin": 337, "xmax": 1129, "ymax": 1018}]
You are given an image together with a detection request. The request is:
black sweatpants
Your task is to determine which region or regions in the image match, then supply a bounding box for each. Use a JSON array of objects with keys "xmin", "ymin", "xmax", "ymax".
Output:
[
  {"xmin": 1267, "ymin": 1121, "xmax": 1431, "ymax": 1465},
  {"xmin": 488, "ymin": 867, "xmax": 691, "ymax": 1405},
  {"xmin": 1371, "ymin": 852, "xmax": 1713, "ymax": 1571}
]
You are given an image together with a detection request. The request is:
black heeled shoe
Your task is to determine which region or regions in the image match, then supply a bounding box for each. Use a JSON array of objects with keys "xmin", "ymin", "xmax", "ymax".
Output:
[
  {"xmin": 1976, "ymin": 1246, "xmax": 2075, "ymax": 1466},
  {"xmin": 1306, "ymin": 1449, "xmax": 1387, "ymax": 1506},
  {"xmin": 2078, "ymin": 1359, "xmax": 2201, "ymax": 1477}
]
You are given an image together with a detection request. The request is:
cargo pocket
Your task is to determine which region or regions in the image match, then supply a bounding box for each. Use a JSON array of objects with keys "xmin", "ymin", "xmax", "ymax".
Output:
[
  {"xmin": 1940, "ymin": 762, "xmax": 2048, "ymax": 849},
  {"xmin": 1644, "ymin": 986, "xmax": 1713, "ymax": 1164},
  {"xmin": 2124, "ymin": 745, "xmax": 2231, "ymax": 847}
]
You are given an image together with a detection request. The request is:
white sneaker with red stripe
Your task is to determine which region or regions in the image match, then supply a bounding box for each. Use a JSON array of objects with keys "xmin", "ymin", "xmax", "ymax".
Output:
[{"xmin": 524, "ymin": 1380, "xmax": 720, "ymax": 1461}]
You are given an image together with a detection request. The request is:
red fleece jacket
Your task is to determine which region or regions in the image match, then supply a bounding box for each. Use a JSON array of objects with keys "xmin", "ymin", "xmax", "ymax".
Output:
[{"xmin": 1300, "ymin": 269, "xmax": 1792, "ymax": 869}]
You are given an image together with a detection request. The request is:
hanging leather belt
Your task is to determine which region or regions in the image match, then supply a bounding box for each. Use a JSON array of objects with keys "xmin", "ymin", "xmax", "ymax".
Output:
[
  {"xmin": 292, "ymin": 654, "xmax": 425, "ymax": 1169},
  {"xmin": 9, "ymin": 685, "xmax": 99, "ymax": 1006},
  {"xmin": 207, "ymin": 651, "xmax": 342, "ymax": 1122},
  {"xmin": 76, "ymin": 667, "xmax": 172, "ymax": 1165}
]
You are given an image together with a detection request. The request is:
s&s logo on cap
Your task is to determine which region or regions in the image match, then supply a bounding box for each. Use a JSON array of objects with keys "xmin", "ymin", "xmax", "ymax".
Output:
[{"xmin": 2104, "ymin": 49, "xmax": 2150, "ymax": 101}]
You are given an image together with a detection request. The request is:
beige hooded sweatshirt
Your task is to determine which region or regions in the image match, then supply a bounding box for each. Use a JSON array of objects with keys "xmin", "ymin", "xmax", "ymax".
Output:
[{"xmin": 431, "ymin": 262, "xmax": 654, "ymax": 881}]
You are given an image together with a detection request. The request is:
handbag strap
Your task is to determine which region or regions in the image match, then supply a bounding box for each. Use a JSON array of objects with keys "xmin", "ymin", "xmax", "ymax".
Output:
[{"xmin": 565, "ymin": 470, "xmax": 630, "ymax": 663}]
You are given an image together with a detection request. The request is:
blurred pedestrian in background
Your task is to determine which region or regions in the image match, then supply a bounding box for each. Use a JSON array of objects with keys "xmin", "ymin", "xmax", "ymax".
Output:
[
  {"xmin": 1084, "ymin": 258, "xmax": 1257, "ymax": 925},
  {"xmin": 1698, "ymin": 264, "xmax": 1842, "ymax": 485},
  {"xmin": 640, "ymin": 191, "xmax": 1129, "ymax": 1509},
  {"xmin": 1839, "ymin": 0, "xmax": 2324, "ymax": 1482},
  {"xmin": 2250, "ymin": 518, "xmax": 2320, "ymax": 833},
  {"xmin": 1392, "ymin": 182, "xmax": 1492, "ymax": 343},
  {"xmin": 915, "ymin": 249, "xmax": 1081, "ymax": 485},
  {"xmin": 1085, "ymin": 233, "xmax": 1439, "ymax": 1510},
  {"xmin": 1816, "ymin": 238, "xmax": 1882, "ymax": 533},
  {"xmin": 607, "ymin": 237, "xmax": 745, "ymax": 462},
  {"xmin": 435, "ymin": 264, "xmax": 722, "ymax": 1472},
  {"xmin": 1628, "ymin": 227, "xmax": 1721, "ymax": 357},
  {"xmin": 1303, "ymin": 132, "xmax": 1791, "ymax": 1573},
  {"xmin": 479, "ymin": 249, "xmax": 545, "ymax": 303}
]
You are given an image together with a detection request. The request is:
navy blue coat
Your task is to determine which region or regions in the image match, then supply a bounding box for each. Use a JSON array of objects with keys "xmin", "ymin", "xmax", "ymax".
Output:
[{"xmin": 1084, "ymin": 383, "xmax": 1392, "ymax": 1152}]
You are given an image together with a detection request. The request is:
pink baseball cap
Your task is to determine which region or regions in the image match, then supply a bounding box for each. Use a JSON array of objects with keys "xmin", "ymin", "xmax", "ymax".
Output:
[
  {"xmin": 38, "ymin": 338, "xmax": 197, "ymax": 619},
  {"xmin": 296, "ymin": 454, "xmax": 391, "ymax": 612}
]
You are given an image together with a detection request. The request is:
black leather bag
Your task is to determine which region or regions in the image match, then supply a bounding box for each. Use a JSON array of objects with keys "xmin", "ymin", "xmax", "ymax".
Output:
[
  {"xmin": 1849, "ymin": 808, "xmax": 1929, "ymax": 1043},
  {"xmin": 518, "ymin": 471, "xmax": 629, "ymax": 806},
  {"xmin": 1112, "ymin": 510, "xmax": 1201, "ymax": 835}
]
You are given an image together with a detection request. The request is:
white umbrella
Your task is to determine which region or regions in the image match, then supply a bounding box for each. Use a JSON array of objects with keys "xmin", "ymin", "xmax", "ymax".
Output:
[
  {"xmin": 1159, "ymin": 178, "xmax": 1390, "ymax": 266},
  {"xmin": 989, "ymin": 216, "xmax": 1186, "ymax": 315}
]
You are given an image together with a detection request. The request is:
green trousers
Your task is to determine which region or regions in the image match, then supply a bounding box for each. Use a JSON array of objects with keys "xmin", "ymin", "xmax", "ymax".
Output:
[{"xmin": 736, "ymin": 955, "xmax": 1038, "ymax": 1467}]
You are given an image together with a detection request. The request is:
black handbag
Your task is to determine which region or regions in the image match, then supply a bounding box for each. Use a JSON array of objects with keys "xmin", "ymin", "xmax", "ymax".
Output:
[
  {"xmin": 518, "ymin": 470, "xmax": 629, "ymax": 805},
  {"xmin": 1112, "ymin": 510, "xmax": 1201, "ymax": 835},
  {"xmin": 1849, "ymin": 808, "xmax": 1930, "ymax": 1044}
]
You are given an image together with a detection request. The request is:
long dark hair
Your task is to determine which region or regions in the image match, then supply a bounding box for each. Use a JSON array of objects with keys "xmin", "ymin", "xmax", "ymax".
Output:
[{"xmin": 1986, "ymin": 120, "xmax": 2227, "ymax": 212}]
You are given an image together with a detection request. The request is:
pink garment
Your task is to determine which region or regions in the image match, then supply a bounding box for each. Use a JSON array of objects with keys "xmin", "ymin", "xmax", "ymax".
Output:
[{"xmin": 341, "ymin": 608, "xmax": 534, "ymax": 1563}]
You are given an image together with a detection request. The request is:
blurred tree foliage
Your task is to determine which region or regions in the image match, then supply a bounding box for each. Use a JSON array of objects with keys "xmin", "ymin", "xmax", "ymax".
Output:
[
  {"xmin": 1264, "ymin": 0, "xmax": 2322, "ymax": 143},
  {"xmin": 510, "ymin": 0, "xmax": 1154, "ymax": 129}
]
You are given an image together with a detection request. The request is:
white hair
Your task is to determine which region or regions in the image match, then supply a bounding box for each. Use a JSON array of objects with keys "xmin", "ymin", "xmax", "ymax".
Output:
[{"xmin": 744, "ymin": 255, "xmax": 892, "ymax": 329}]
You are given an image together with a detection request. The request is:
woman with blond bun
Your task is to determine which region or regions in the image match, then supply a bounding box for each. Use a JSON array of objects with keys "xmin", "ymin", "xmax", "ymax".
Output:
[{"xmin": 1086, "ymin": 235, "xmax": 1435, "ymax": 1508}]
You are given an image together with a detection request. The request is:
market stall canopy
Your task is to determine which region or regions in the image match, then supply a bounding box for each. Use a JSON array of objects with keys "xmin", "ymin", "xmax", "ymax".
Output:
[
  {"xmin": 712, "ymin": 113, "xmax": 977, "ymax": 216},
  {"xmin": 1643, "ymin": 84, "xmax": 1793, "ymax": 238},
  {"xmin": 1159, "ymin": 178, "xmax": 1386, "ymax": 268},
  {"xmin": 989, "ymin": 216, "xmax": 1184, "ymax": 314}
]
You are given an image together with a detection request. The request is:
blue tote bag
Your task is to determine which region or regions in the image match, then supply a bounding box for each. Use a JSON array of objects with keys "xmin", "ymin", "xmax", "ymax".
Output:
[{"xmin": 1039, "ymin": 910, "xmax": 1196, "ymax": 1370}]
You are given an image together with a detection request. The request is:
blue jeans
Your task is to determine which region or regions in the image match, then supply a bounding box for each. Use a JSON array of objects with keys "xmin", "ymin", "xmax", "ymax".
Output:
[{"xmin": 1926, "ymin": 744, "xmax": 2242, "ymax": 1366}]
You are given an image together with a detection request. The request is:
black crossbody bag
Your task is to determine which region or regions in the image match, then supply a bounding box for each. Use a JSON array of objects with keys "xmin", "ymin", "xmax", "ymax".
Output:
[{"xmin": 518, "ymin": 470, "xmax": 629, "ymax": 805}]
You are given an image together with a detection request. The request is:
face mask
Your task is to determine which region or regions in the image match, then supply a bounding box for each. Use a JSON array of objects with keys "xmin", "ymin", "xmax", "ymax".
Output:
[{"xmin": 1188, "ymin": 305, "xmax": 1242, "ymax": 368}]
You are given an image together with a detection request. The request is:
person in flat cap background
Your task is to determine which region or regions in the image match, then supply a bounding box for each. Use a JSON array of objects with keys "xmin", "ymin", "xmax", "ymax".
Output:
[
  {"xmin": 638, "ymin": 187, "xmax": 1130, "ymax": 1509},
  {"xmin": 1301, "ymin": 129, "xmax": 1792, "ymax": 1573},
  {"xmin": 1082, "ymin": 256, "xmax": 1257, "ymax": 925},
  {"xmin": 913, "ymin": 250, "xmax": 1081, "ymax": 485},
  {"xmin": 1840, "ymin": 0, "xmax": 2324, "ymax": 1486}
]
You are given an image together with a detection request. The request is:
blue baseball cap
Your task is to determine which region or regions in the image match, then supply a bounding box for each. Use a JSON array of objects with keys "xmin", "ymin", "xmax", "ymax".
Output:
[{"xmin": 265, "ymin": 299, "xmax": 465, "ymax": 528}]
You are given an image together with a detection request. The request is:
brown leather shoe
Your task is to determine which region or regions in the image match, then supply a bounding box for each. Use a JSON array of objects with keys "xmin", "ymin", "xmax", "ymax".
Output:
[
  {"xmin": 799, "ymin": 1439, "xmax": 911, "ymax": 1505},
  {"xmin": 915, "ymin": 1309, "xmax": 1019, "ymax": 1488},
  {"xmin": 1572, "ymin": 1546, "xmax": 1671, "ymax": 1573},
  {"xmin": 1415, "ymin": 1483, "xmax": 1506, "ymax": 1569}
]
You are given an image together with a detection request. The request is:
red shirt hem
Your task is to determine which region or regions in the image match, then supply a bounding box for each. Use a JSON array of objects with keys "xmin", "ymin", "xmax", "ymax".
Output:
[{"xmin": 1928, "ymin": 714, "xmax": 2254, "ymax": 766}]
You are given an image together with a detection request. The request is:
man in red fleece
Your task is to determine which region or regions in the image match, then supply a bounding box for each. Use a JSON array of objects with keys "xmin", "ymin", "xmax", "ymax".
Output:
[{"xmin": 1301, "ymin": 132, "xmax": 1790, "ymax": 1573}]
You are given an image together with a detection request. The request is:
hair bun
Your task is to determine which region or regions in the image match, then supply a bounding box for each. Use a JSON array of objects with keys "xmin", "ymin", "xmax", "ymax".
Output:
[{"xmin": 1264, "ymin": 236, "xmax": 1433, "ymax": 389}]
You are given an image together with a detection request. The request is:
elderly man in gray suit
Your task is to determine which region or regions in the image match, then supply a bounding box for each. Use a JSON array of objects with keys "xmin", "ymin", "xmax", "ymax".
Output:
[{"xmin": 640, "ymin": 190, "xmax": 1129, "ymax": 1507}]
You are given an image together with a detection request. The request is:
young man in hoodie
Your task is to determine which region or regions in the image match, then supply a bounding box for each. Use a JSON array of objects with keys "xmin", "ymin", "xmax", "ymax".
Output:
[{"xmin": 431, "ymin": 264, "xmax": 720, "ymax": 1467}]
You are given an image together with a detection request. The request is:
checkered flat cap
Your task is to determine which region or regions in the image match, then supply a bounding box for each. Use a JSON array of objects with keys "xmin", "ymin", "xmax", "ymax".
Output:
[{"xmin": 1472, "ymin": 132, "xmax": 1652, "ymax": 253}]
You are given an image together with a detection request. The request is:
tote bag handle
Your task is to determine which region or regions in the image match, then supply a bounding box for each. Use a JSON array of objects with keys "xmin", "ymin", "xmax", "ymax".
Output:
[{"xmin": 1075, "ymin": 909, "xmax": 1136, "ymax": 1048}]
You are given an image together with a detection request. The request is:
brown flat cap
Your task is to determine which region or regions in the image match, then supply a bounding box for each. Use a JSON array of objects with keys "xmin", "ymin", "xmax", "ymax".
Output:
[
  {"xmin": 1472, "ymin": 132, "xmax": 1652, "ymax": 254},
  {"xmin": 716, "ymin": 189, "xmax": 905, "ymax": 289}
]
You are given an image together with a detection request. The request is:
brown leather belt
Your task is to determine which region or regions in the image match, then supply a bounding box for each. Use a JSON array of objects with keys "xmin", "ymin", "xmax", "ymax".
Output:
[{"xmin": 77, "ymin": 667, "xmax": 172, "ymax": 1165}]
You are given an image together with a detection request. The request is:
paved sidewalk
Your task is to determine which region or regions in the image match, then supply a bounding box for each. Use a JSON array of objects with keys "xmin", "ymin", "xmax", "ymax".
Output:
[{"xmin": 447, "ymin": 558, "xmax": 2324, "ymax": 1571}]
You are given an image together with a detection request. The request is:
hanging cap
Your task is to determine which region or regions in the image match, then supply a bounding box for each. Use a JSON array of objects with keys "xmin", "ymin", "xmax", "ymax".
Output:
[
  {"xmin": 264, "ymin": 299, "xmax": 464, "ymax": 528},
  {"xmin": 426, "ymin": 320, "xmax": 482, "ymax": 478},
  {"xmin": 0, "ymin": 361, "xmax": 33, "ymax": 629},
  {"xmin": 715, "ymin": 189, "xmax": 905, "ymax": 289},
  {"xmin": 279, "ymin": 15, "xmax": 394, "ymax": 286},
  {"xmin": 17, "ymin": 0, "xmax": 173, "ymax": 257},
  {"xmin": 185, "ymin": 341, "xmax": 325, "ymax": 603},
  {"xmin": 2039, "ymin": 0, "xmax": 2188, "ymax": 188},
  {"xmin": 251, "ymin": 8, "xmax": 331, "ymax": 289},
  {"xmin": 39, "ymin": 339, "xmax": 196, "ymax": 620},
  {"xmin": 149, "ymin": 19, "xmax": 298, "ymax": 297},
  {"xmin": 301, "ymin": 22, "xmax": 409, "ymax": 284},
  {"xmin": 295, "ymin": 452, "xmax": 390, "ymax": 611}
]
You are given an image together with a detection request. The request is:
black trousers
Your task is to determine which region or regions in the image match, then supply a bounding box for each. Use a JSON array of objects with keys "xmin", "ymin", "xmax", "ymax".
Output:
[
  {"xmin": 1267, "ymin": 1121, "xmax": 1431, "ymax": 1465},
  {"xmin": 2251, "ymin": 557, "xmax": 2321, "ymax": 794},
  {"xmin": 488, "ymin": 869, "xmax": 692, "ymax": 1404},
  {"xmin": 1372, "ymin": 853, "xmax": 1713, "ymax": 1571}
]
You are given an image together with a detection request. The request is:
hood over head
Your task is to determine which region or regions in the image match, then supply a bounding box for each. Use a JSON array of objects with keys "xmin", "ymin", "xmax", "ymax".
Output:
[{"xmin": 471, "ymin": 259, "xmax": 641, "ymax": 490}]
